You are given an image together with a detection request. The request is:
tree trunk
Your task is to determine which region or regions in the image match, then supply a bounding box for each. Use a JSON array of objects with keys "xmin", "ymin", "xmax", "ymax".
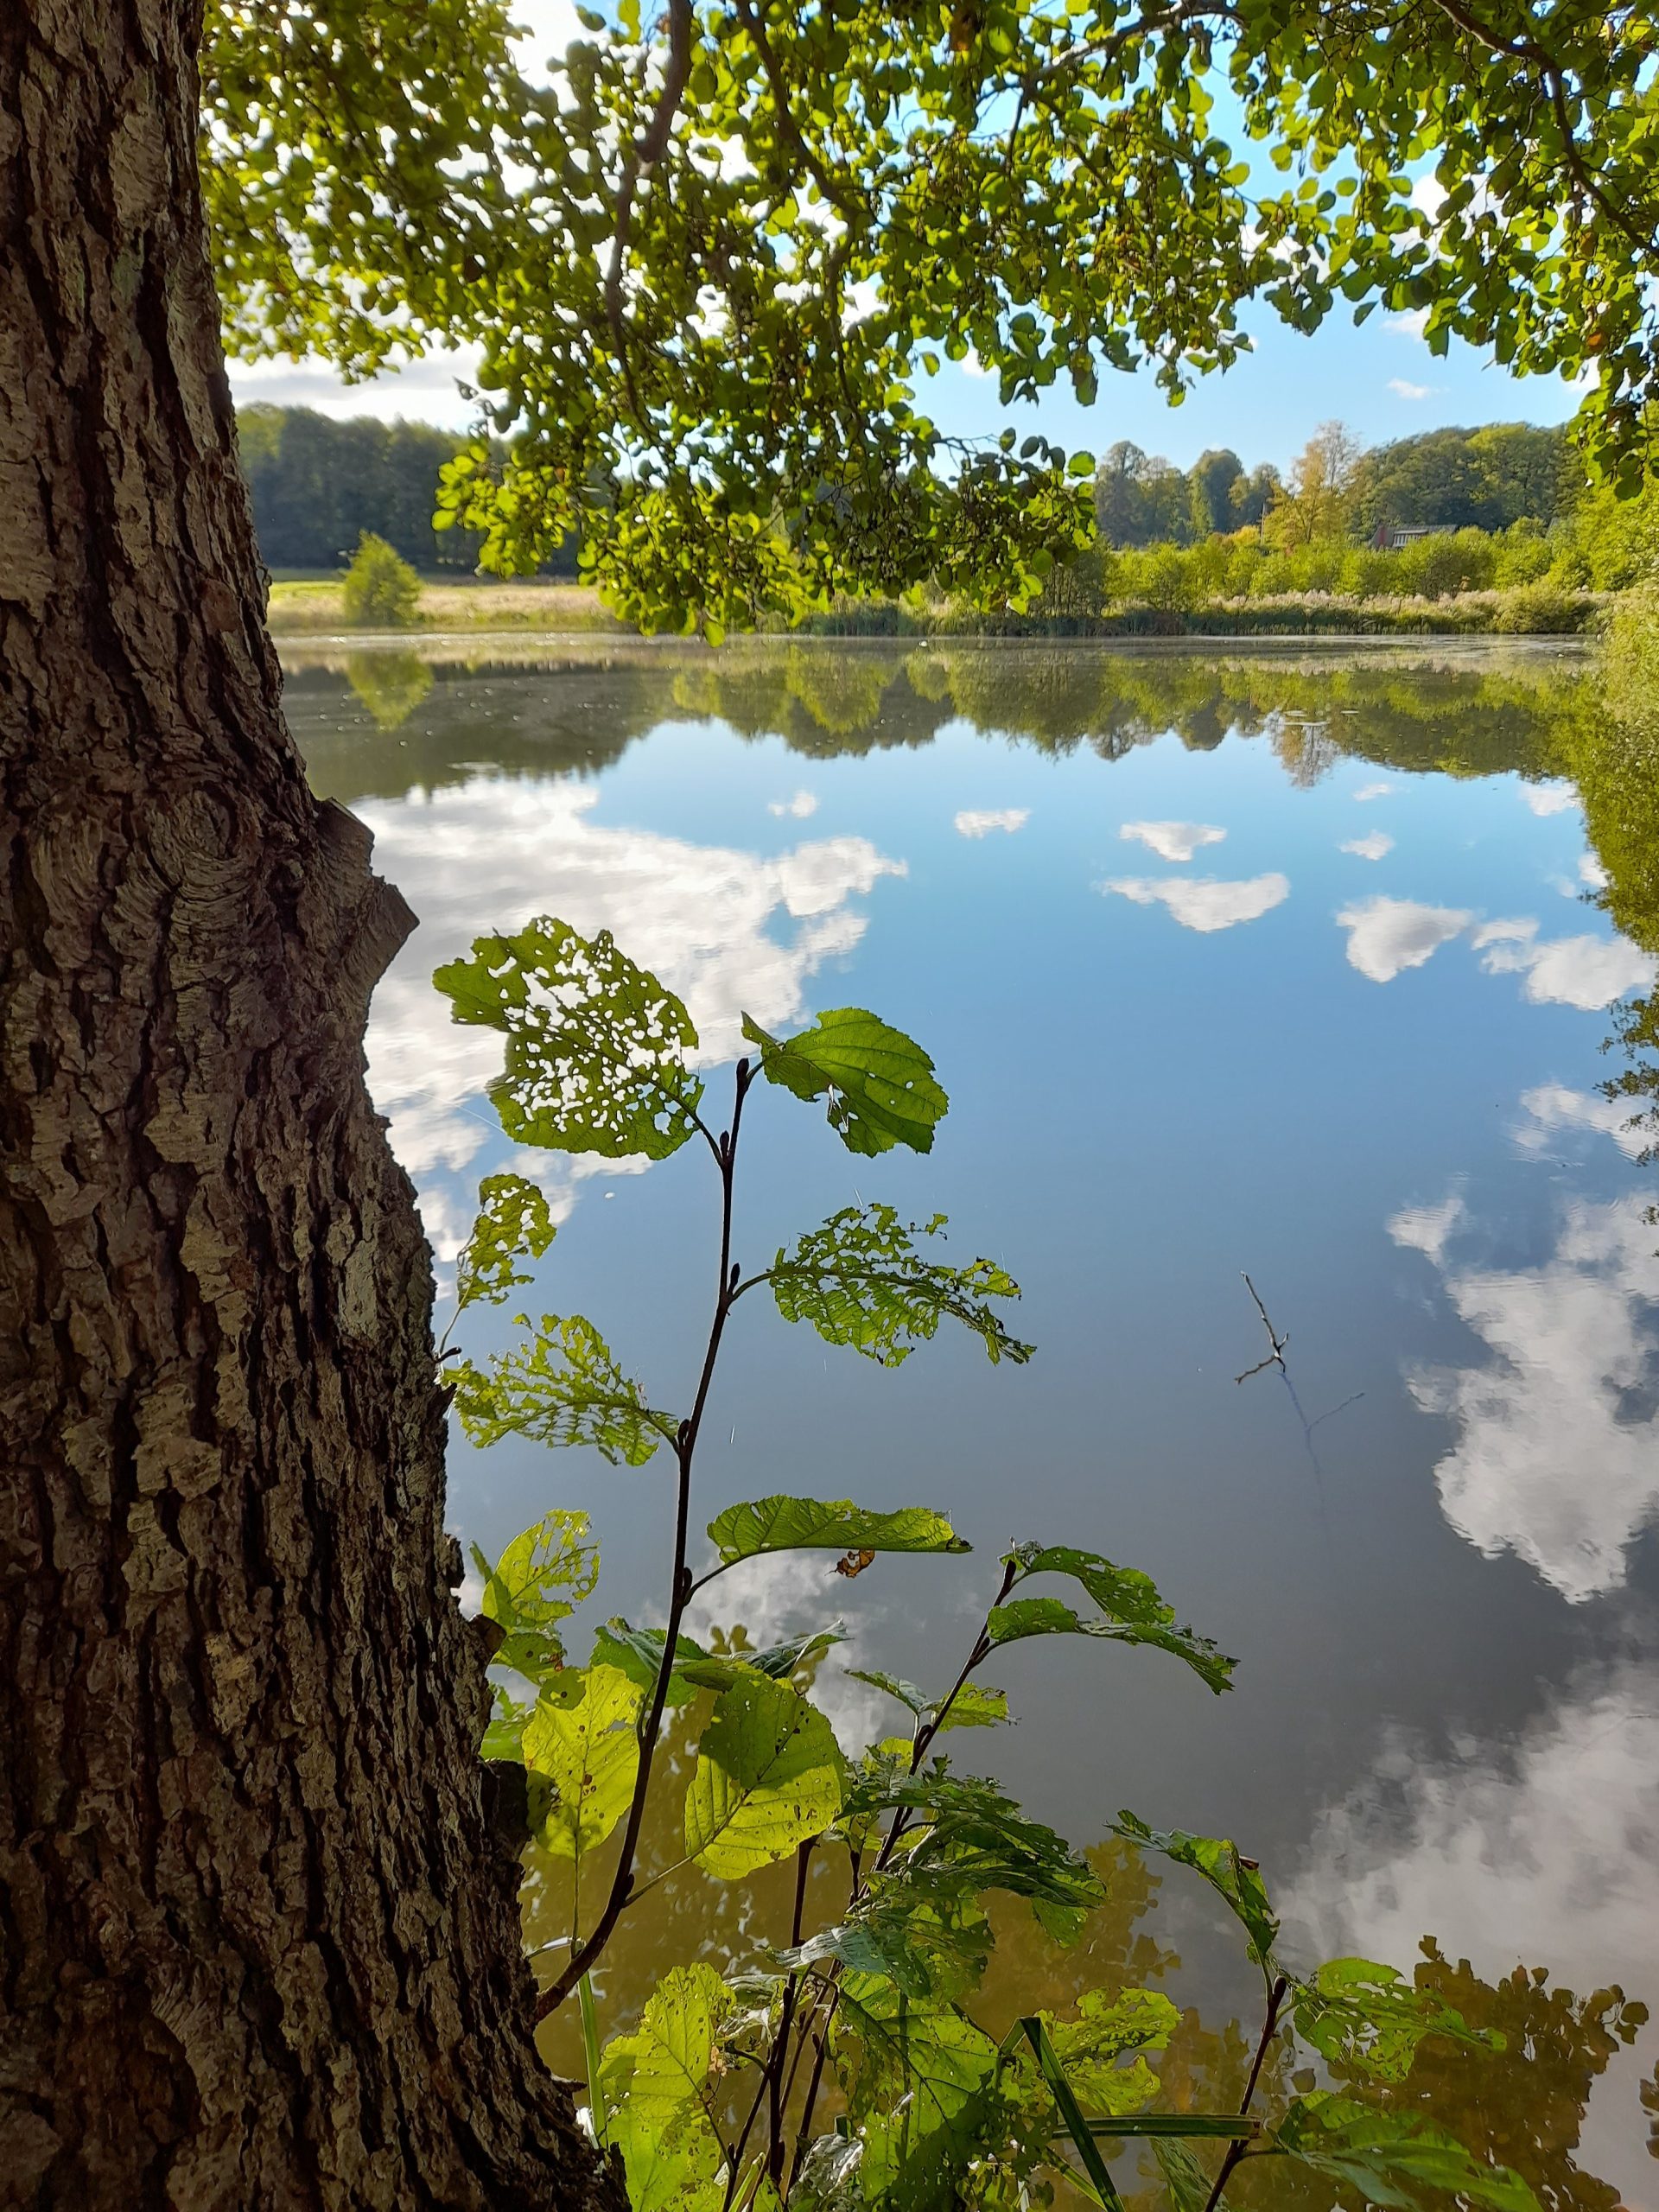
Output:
[{"xmin": 0, "ymin": 9, "xmax": 620, "ymax": 2208}]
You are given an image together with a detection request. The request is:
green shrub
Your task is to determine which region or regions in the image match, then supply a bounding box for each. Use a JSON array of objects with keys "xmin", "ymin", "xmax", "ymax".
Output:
[
  {"xmin": 1493, "ymin": 520, "xmax": 1554, "ymax": 586},
  {"xmin": 1491, "ymin": 583, "xmax": 1593, "ymax": 633},
  {"xmin": 340, "ymin": 531, "xmax": 423, "ymax": 628}
]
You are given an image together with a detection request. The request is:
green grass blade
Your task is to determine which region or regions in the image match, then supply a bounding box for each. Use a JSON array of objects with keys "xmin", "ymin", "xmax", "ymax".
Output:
[
  {"xmin": 578, "ymin": 1970, "xmax": 607, "ymax": 2147},
  {"xmin": 1018, "ymin": 2016, "xmax": 1128, "ymax": 2212},
  {"xmin": 1086, "ymin": 2115, "xmax": 1260, "ymax": 2140}
]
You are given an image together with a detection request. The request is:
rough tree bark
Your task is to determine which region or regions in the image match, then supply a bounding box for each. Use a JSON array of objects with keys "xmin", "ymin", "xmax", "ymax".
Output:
[{"xmin": 0, "ymin": 7, "xmax": 621, "ymax": 2207}]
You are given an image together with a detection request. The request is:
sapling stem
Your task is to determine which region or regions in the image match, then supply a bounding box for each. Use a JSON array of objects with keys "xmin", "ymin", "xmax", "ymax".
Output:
[
  {"xmin": 578, "ymin": 1972, "xmax": 607, "ymax": 2146},
  {"xmin": 1202, "ymin": 1974, "xmax": 1288, "ymax": 2212},
  {"xmin": 539, "ymin": 1059, "xmax": 753, "ymax": 2018}
]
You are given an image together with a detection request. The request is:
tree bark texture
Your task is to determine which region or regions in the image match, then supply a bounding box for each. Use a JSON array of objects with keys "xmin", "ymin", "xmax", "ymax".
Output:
[{"xmin": 0, "ymin": 7, "xmax": 621, "ymax": 2207}]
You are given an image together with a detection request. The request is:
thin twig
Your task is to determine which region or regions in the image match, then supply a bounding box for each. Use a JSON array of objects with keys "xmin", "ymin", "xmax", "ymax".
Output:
[
  {"xmin": 605, "ymin": 0, "xmax": 695, "ymax": 416},
  {"xmin": 1203, "ymin": 1974, "xmax": 1287, "ymax": 2212},
  {"xmin": 1234, "ymin": 1272, "xmax": 1288, "ymax": 1385}
]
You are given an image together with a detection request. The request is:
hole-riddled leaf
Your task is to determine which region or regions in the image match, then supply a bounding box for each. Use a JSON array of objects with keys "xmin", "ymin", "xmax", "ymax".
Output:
[
  {"xmin": 833, "ymin": 1974, "xmax": 1001, "ymax": 2208},
  {"xmin": 1113, "ymin": 1811, "xmax": 1279, "ymax": 1969},
  {"xmin": 766, "ymin": 1205, "xmax": 1033, "ymax": 1365},
  {"xmin": 468, "ymin": 1506, "xmax": 597, "ymax": 1682},
  {"xmin": 523, "ymin": 1662, "xmax": 643, "ymax": 1864},
  {"xmin": 435, "ymin": 917, "xmax": 703, "ymax": 1159},
  {"xmin": 600, "ymin": 1965, "xmax": 734, "ymax": 2212},
  {"xmin": 706, "ymin": 1493, "xmax": 969, "ymax": 1566},
  {"xmin": 453, "ymin": 1313, "xmax": 677, "ymax": 1466},
  {"xmin": 684, "ymin": 1670, "xmax": 845, "ymax": 1878},
  {"xmin": 741, "ymin": 1007, "xmax": 948, "ymax": 1155},
  {"xmin": 455, "ymin": 1172, "xmax": 556, "ymax": 1310},
  {"xmin": 591, "ymin": 1617, "xmax": 845, "ymax": 1703},
  {"xmin": 1039, "ymin": 1987, "xmax": 1179, "ymax": 2115},
  {"xmin": 1291, "ymin": 1957, "xmax": 1501, "ymax": 2083},
  {"xmin": 1270, "ymin": 2094, "xmax": 1541, "ymax": 2211},
  {"xmin": 994, "ymin": 1544, "xmax": 1234, "ymax": 1693}
]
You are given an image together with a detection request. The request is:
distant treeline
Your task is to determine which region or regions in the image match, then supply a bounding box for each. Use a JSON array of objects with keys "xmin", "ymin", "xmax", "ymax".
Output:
[
  {"xmin": 237, "ymin": 404, "xmax": 577, "ymax": 577},
  {"xmin": 1092, "ymin": 421, "xmax": 1574, "ymax": 550}
]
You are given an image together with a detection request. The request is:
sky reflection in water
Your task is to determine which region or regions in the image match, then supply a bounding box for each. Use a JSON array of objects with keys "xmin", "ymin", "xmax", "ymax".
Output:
[{"xmin": 290, "ymin": 642, "xmax": 1659, "ymax": 2204}]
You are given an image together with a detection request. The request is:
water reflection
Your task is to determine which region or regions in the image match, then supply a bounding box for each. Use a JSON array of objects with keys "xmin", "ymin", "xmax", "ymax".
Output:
[{"xmin": 279, "ymin": 639, "xmax": 1659, "ymax": 2194}]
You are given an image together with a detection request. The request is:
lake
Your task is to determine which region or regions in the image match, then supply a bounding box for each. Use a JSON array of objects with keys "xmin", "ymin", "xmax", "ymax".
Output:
[{"xmin": 288, "ymin": 636, "xmax": 1659, "ymax": 2206}]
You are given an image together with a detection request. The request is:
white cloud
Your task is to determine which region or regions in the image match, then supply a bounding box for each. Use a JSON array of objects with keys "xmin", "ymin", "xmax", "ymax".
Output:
[
  {"xmin": 1102, "ymin": 874, "xmax": 1290, "ymax": 933},
  {"xmin": 954, "ymin": 807, "xmax": 1030, "ymax": 839},
  {"xmin": 230, "ymin": 345, "xmax": 485, "ymax": 435},
  {"xmin": 769, "ymin": 790, "xmax": 819, "ymax": 819},
  {"xmin": 357, "ymin": 775, "xmax": 904, "ymax": 1204},
  {"xmin": 1385, "ymin": 307, "xmax": 1432, "ymax": 339},
  {"xmin": 1119, "ymin": 820, "xmax": 1227, "ymax": 863},
  {"xmin": 506, "ymin": 0, "xmax": 581, "ymax": 79},
  {"xmin": 685, "ymin": 1554, "xmax": 889, "ymax": 1755},
  {"xmin": 1580, "ymin": 853, "xmax": 1611, "ymax": 890},
  {"xmin": 1387, "ymin": 1192, "xmax": 1465, "ymax": 1263},
  {"xmin": 1340, "ymin": 832, "xmax": 1395, "ymax": 862},
  {"xmin": 1338, "ymin": 897, "xmax": 1471, "ymax": 982},
  {"xmin": 1474, "ymin": 918, "xmax": 1655, "ymax": 1010},
  {"xmin": 961, "ymin": 350, "xmax": 995, "ymax": 378},
  {"xmin": 1521, "ymin": 780, "xmax": 1580, "ymax": 817},
  {"xmin": 1401, "ymin": 1193, "xmax": 1659, "ymax": 1601},
  {"xmin": 1354, "ymin": 780, "xmax": 1394, "ymax": 802},
  {"xmin": 1408, "ymin": 174, "xmax": 1447, "ymax": 219},
  {"xmin": 1515, "ymin": 1084, "xmax": 1649, "ymax": 1161},
  {"xmin": 1388, "ymin": 378, "xmax": 1434, "ymax": 401},
  {"xmin": 1287, "ymin": 1670, "xmax": 1659, "ymax": 2207}
]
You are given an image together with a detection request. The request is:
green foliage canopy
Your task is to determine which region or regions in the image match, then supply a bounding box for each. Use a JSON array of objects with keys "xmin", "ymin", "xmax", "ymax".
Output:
[{"xmin": 205, "ymin": 0, "xmax": 1659, "ymax": 635}]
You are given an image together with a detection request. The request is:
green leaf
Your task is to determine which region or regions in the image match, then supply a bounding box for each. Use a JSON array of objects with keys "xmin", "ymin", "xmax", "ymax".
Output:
[
  {"xmin": 455, "ymin": 1172, "xmax": 556, "ymax": 1310},
  {"xmin": 435, "ymin": 918, "xmax": 703, "ymax": 1159},
  {"xmin": 684, "ymin": 1670, "xmax": 845, "ymax": 1878},
  {"xmin": 593, "ymin": 1617, "xmax": 847, "ymax": 1702},
  {"xmin": 781, "ymin": 1885, "xmax": 992, "ymax": 2002},
  {"xmin": 601, "ymin": 1966, "xmax": 734, "ymax": 2212},
  {"xmin": 707, "ymin": 1493, "xmax": 969, "ymax": 1566},
  {"xmin": 1151, "ymin": 2136, "xmax": 1214, "ymax": 2212},
  {"xmin": 846, "ymin": 1667, "xmax": 929, "ymax": 1717},
  {"xmin": 1113, "ymin": 1812, "xmax": 1278, "ymax": 1969},
  {"xmin": 863, "ymin": 1769, "xmax": 1105, "ymax": 1917},
  {"xmin": 523, "ymin": 1663, "xmax": 643, "ymax": 1861},
  {"xmin": 1010, "ymin": 2015, "xmax": 1127, "ymax": 2210},
  {"xmin": 480, "ymin": 1684, "xmax": 532, "ymax": 1762},
  {"xmin": 1291, "ymin": 1957, "xmax": 1500, "ymax": 2083},
  {"xmin": 741, "ymin": 1007, "xmax": 948, "ymax": 1156},
  {"xmin": 995, "ymin": 1544, "xmax": 1234, "ymax": 1693},
  {"xmin": 1042, "ymin": 1987, "xmax": 1179, "ymax": 2114},
  {"xmin": 833, "ymin": 1975, "xmax": 1001, "ymax": 2209},
  {"xmin": 847, "ymin": 1672, "xmax": 1009, "ymax": 1734},
  {"xmin": 1270, "ymin": 2094, "xmax": 1541, "ymax": 2211},
  {"xmin": 453, "ymin": 1313, "xmax": 676, "ymax": 1466},
  {"xmin": 471, "ymin": 1508, "xmax": 597, "ymax": 1682},
  {"xmin": 767, "ymin": 1205, "xmax": 1032, "ymax": 1366}
]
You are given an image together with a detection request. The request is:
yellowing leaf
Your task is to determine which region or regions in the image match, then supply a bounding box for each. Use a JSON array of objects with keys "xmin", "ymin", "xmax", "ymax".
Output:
[
  {"xmin": 684, "ymin": 1671, "xmax": 844, "ymax": 1878},
  {"xmin": 455, "ymin": 1171, "xmax": 556, "ymax": 1310},
  {"xmin": 524, "ymin": 1663, "xmax": 642, "ymax": 1862}
]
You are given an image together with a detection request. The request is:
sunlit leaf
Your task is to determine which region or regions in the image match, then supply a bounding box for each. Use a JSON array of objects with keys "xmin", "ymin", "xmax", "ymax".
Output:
[
  {"xmin": 833, "ymin": 1974, "xmax": 1001, "ymax": 2210},
  {"xmin": 847, "ymin": 1672, "xmax": 1009, "ymax": 1734},
  {"xmin": 862, "ymin": 1768, "xmax": 1105, "ymax": 1917},
  {"xmin": 781, "ymin": 1883, "xmax": 992, "ymax": 2002},
  {"xmin": 707, "ymin": 1493, "xmax": 969, "ymax": 1566},
  {"xmin": 684, "ymin": 1670, "xmax": 845, "ymax": 1878},
  {"xmin": 1113, "ymin": 1812, "xmax": 1278, "ymax": 1969},
  {"xmin": 592, "ymin": 1617, "xmax": 846, "ymax": 1703},
  {"xmin": 455, "ymin": 1172, "xmax": 556, "ymax": 1310},
  {"xmin": 993, "ymin": 1545, "xmax": 1234, "ymax": 1693},
  {"xmin": 601, "ymin": 1966, "xmax": 734, "ymax": 2212},
  {"xmin": 1270, "ymin": 2094, "xmax": 1541, "ymax": 2211},
  {"xmin": 480, "ymin": 1684, "xmax": 531, "ymax": 1762},
  {"xmin": 742, "ymin": 1008, "xmax": 948, "ymax": 1156},
  {"xmin": 453, "ymin": 1313, "xmax": 676, "ymax": 1466},
  {"xmin": 523, "ymin": 1663, "xmax": 642, "ymax": 1862},
  {"xmin": 1042, "ymin": 1987, "xmax": 1179, "ymax": 2114},
  {"xmin": 1291, "ymin": 1957, "xmax": 1500, "ymax": 2083},
  {"xmin": 435, "ymin": 918, "xmax": 703, "ymax": 1159},
  {"xmin": 766, "ymin": 1205, "xmax": 1032, "ymax": 1365},
  {"xmin": 469, "ymin": 1507, "xmax": 597, "ymax": 1682}
]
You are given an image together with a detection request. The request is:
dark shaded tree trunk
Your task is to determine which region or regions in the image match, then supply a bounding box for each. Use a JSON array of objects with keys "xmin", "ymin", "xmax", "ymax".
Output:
[{"xmin": 0, "ymin": 8, "xmax": 620, "ymax": 2207}]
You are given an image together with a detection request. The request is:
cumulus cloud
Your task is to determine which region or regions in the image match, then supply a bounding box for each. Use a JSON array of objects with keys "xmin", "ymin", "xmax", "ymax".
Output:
[
  {"xmin": 1341, "ymin": 832, "xmax": 1395, "ymax": 861},
  {"xmin": 1474, "ymin": 918, "xmax": 1655, "ymax": 1010},
  {"xmin": 1102, "ymin": 874, "xmax": 1290, "ymax": 933},
  {"xmin": 1387, "ymin": 1192, "xmax": 1465, "ymax": 1263},
  {"xmin": 1119, "ymin": 820, "xmax": 1227, "ymax": 863},
  {"xmin": 685, "ymin": 1554, "xmax": 891, "ymax": 1755},
  {"xmin": 1287, "ymin": 1669, "xmax": 1659, "ymax": 2197},
  {"xmin": 1385, "ymin": 307, "xmax": 1432, "ymax": 339},
  {"xmin": 1354, "ymin": 780, "xmax": 1394, "ymax": 802},
  {"xmin": 357, "ymin": 775, "xmax": 905, "ymax": 1205},
  {"xmin": 769, "ymin": 790, "xmax": 819, "ymax": 819},
  {"xmin": 1520, "ymin": 781, "xmax": 1580, "ymax": 817},
  {"xmin": 1388, "ymin": 378, "xmax": 1435, "ymax": 401},
  {"xmin": 1515, "ymin": 1084, "xmax": 1649, "ymax": 1161},
  {"xmin": 1338, "ymin": 897, "xmax": 1471, "ymax": 982},
  {"xmin": 1395, "ymin": 1192, "xmax": 1659, "ymax": 1601},
  {"xmin": 954, "ymin": 808, "xmax": 1031, "ymax": 839}
]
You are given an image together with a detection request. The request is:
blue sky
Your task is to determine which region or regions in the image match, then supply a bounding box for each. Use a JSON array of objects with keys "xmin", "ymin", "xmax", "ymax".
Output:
[{"xmin": 227, "ymin": 0, "xmax": 1588, "ymax": 473}]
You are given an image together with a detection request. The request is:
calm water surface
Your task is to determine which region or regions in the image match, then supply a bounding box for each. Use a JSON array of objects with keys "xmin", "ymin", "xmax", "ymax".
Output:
[{"xmin": 289, "ymin": 639, "xmax": 1659, "ymax": 2205}]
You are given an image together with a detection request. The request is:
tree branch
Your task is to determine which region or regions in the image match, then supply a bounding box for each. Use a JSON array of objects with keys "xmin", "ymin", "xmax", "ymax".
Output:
[{"xmin": 606, "ymin": 0, "xmax": 696, "ymax": 416}]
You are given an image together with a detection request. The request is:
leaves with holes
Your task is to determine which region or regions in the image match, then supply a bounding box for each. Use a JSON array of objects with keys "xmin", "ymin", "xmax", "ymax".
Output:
[
  {"xmin": 453, "ymin": 1313, "xmax": 676, "ymax": 1466},
  {"xmin": 1113, "ymin": 1812, "xmax": 1279, "ymax": 1969},
  {"xmin": 848, "ymin": 1673, "xmax": 1010, "ymax": 1733},
  {"xmin": 593, "ymin": 1617, "xmax": 845, "ymax": 1704},
  {"xmin": 780, "ymin": 1883, "xmax": 993, "ymax": 2003},
  {"xmin": 767, "ymin": 1205, "xmax": 1032, "ymax": 1366},
  {"xmin": 455, "ymin": 1172, "xmax": 556, "ymax": 1310},
  {"xmin": 707, "ymin": 1494, "xmax": 969, "ymax": 1566},
  {"xmin": 600, "ymin": 1966, "xmax": 734, "ymax": 2212},
  {"xmin": 858, "ymin": 1768, "xmax": 1105, "ymax": 1918},
  {"xmin": 469, "ymin": 1507, "xmax": 597, "ymax": 1682},
  {"xmin": 684, "ymin": 1670, "xmax": 845, "ymax": 1878},
  {"xmin": 1271, "ymin": 2094, "xmax": 1541, "ymax": 2211},
  {"xmin": 1291, "ymin": 1957, "xmax": 1500, "ymax": 2083},
  {"xmin": 833, "ymin": 1975, "xmax": 1001, "ymax": 2211},
  {"xmin": 992, "ymin": 1544, "xmax": 1233, "ymax": 1694},
  {"xmin": 1039, "ymin": 1988, "xmax": 1179, "ymax": 2115},
  {"xmin": 435, "ymin": 917, "xmax": 703, "ymax": 1158},
  {"xmin": 742, "ymin": 1007, "xmax": 948, "ymax": 1155},
  {"xmin": 523, "ymin": 1663, "xmax": 642, "ymax": 1864}
]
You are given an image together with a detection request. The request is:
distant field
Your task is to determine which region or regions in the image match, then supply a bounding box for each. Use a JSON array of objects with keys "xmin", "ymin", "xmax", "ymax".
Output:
[{"xmin": 266, "ymin": 578, "xmax": 625, "ymax": 634}]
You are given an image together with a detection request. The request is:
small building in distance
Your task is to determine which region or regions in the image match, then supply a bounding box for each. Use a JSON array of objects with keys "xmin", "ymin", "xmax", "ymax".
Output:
[{"xmin": 1369, "ymin": 521, "xmax": 1445, "ymax": 551}]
